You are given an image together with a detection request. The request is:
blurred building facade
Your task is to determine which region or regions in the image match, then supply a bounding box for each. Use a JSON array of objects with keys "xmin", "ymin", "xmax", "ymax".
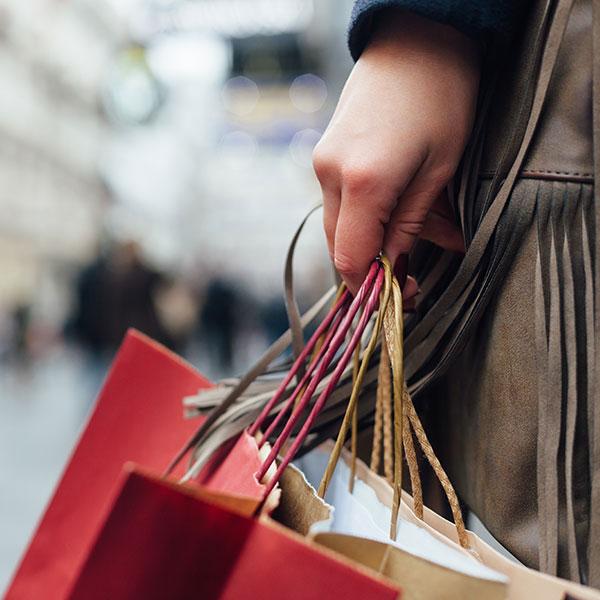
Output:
[
  {"xmin": 0, "ymin": 0, "xmax": 357, "ymax": 591},
  {"xmin": 0, "ymin": 0, "xmax": 354, "ymax": 349},
  {"xmin": 0, "ymin": 0, "xmax": 122, "ymax": 333},
  {"xmin": 0, "ymin": 3, "xmax": 359, "ymax": 588}
]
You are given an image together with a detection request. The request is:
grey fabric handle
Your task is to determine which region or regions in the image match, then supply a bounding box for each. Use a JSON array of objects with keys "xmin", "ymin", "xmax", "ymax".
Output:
[
  {"xmin": 284, "ymin": 204, "xmax": 324, "ymax": 380},
  {"xmin": 164, "ymin": 204, "xmax": 332, "ymax": 475},
  {"xmin": 164, "ymin": 284, "xmax": 335, "ymax": 475}
]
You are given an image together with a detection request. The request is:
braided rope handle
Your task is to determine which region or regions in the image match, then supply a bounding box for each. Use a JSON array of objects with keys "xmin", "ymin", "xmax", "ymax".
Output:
[
  {"xmin": 370, "ymin": 351, "xmax": 384, "ymax": 475},
  {"xmin": 371, "ymin": 338, "xmax": 394, "ymax": 484},
  {"xmin": 402, "ymin": 408, "xmax": 423, "ymax": 520},
  {"xmin": 404, "ymin": 389, "xmax": 469, "ymax": 548},
  {"xmin": 319, "ymin": 256, "xmax": 469, "ymax": 549}
]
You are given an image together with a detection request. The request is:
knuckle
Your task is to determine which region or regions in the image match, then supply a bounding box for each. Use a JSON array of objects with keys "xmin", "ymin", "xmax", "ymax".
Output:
[
  {"xmin": 341, "ymin": 163, "xmax": 378, "ymax": 195},
  {"xmin": 396, "ymin": 220, "xmax": 423, "ymax": 238},
  {"xmin": 312, "ymin": 145, "xmax": 337, "ymax": 181},
  {"xmin": 393, "ymin": 206, "xmax": 428, "ymax": 238}
]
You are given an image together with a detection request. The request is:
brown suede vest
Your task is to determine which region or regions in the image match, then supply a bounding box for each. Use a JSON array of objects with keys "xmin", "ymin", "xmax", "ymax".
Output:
[{"xmin": 411, "ymin": 0, "xmax": 599, "ymax": 587}]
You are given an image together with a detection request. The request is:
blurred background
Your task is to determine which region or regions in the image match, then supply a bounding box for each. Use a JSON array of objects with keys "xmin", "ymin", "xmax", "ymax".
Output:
[{"xmin": 0, "ymin": 0, "xmax": 353, "ymax": 590}]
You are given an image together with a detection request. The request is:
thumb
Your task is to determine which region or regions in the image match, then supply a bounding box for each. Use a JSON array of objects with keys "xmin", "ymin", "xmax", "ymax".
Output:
[
  {"xmin": 382, "ymin": 187, "xmax": 435, "ymax": 267},
  {"xmin": 420, "ymin": 189, "xmax": 464, "ymax": 253}
]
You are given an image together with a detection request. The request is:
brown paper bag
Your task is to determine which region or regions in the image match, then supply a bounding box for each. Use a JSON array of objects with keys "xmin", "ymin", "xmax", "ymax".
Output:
[
  {"xmin": 271, "ymin": 458, "xmax": 508, "ymax": 598},
  {"xmin": 340, "ymin": 444, "xmax": 600, "ymax": 600},
  {"xmin": 314, "ymin": 532, "xmax": 506, "ymax": 600},
  {"xmin": 271, "ymin": 462, "xmax": 333, "ymax": 535}
]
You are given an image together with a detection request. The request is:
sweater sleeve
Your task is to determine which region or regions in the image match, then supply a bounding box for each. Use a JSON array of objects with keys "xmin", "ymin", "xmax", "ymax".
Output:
[{"xmin": 348, "ymin": 0, "xmax": 526, "ymax": 61}]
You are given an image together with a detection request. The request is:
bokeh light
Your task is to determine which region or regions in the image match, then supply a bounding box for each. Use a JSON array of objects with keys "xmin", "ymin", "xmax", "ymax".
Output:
[
  {"xmin": 289, "ymin": 73, "xmax": 327, "ymax": 113},
  {"xmin": 221, "ymin": 76, "xmax": 260, "ymax": 117},
  {"xmin": 147, "ymin": 33, "xmax": 230, "ymax": 86}
]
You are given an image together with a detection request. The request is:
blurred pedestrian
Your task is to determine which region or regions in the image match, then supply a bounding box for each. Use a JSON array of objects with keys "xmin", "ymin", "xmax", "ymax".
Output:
[
  {"xmin": 67, "ymin": 240, "xmax": 175, "ymax": 357},
  {"xmin": 198, "ymin": 278, "xmax": 238, "ymax": 375}
]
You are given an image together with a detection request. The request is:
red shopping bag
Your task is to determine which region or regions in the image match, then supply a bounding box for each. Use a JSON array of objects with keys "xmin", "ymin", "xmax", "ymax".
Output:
[
  {"xmin": 198, "ymin": 430, "xmax": 269, "ymax": 498},
  {"xmin": 6, "ymin": 330, "xmax": 211, "ymax": 600},
  {"xmin": 66, "ymin": 465, "xmax": 399, "ymax": 600}
]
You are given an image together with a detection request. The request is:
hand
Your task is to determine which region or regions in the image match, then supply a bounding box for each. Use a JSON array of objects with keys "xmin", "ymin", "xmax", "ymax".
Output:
[{"xmin": 313, "ymin": 10, "xmax": 480, "ymax": 295}]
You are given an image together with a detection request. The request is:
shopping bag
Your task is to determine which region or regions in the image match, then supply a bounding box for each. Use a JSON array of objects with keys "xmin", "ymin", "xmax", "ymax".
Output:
[
  {"xmin": 175, "ymin": 255, "xmax": 501, "ymax": 600},
  {"xmin": 268, "ymin": 450, "xmax": 506, "ymax": 599},
  {"xmin": 179, "ymin": 256, "xmax": 485, "ymax": 597},
  {"xmin": 270, "ymin": 461, "xmax": 332, "ymax": 535},
  {"xmin": 314, "ymin": 533, "xmax": 506, "ymax": 600},
  {"xmin": 340, "ymin": 445, "xmax": 600, "ymax": 600},
  {"xmin": 256, "ymin": 451, "xmax": 506, "ymax": 599},
  {"xmin": 5, "ymin": 324, "xmax": 395, "ymax": 600},
  {"xmin": 195, "ymin": 430, "xmax": 280, "ymax": 511},
  {"xmin": 66, "ymin": 464, "xmax": 400, "ymax": 600},
  {"xmin": 294, "ymin": 445, "xmax": 507, "ymax": 597},
  {"xmin": 6, "ymin": 329, "xmax": 212, "ymax": 600}
]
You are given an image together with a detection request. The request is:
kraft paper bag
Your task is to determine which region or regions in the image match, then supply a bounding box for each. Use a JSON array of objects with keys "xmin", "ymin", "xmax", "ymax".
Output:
[
  {"xmin": 314, "ymin": 532, "xmax": 506, "ymax": 600},
  {"xmin": 327, "ymin": 444, "xmax": 600, "ymax": 600},
  {"xmin": 293, "ymin": 446, "xmax": 508, "ymax": 599},
  {"xmin": 270, "ymin": 462, "xmax": 332, "ymax": 536}
]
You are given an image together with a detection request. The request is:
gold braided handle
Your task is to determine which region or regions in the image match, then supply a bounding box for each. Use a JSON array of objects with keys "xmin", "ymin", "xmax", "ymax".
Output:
[{"xmin": 318, "ymin": 256, "xmax": 470, "ymax": 550}]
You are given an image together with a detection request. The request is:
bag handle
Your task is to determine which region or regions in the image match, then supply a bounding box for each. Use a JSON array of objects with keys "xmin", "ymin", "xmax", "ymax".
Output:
[
  {"xmin": 318, "ymin": 257, "xmax": 470, "ymax": 549},
  {"xmin": 255, "ymin": 262, "xmax": 384, "ymax": 499},
  {"xmin": 165, "ymin": 204, "xmax": 333, "ymax": 476},
  {"xmin": 283, "ymin": 204, "xmax": 324, "ymax": 380},
  {"xmin": 248, "ymin": 285, "xmax": 349, "ymax": 440}
]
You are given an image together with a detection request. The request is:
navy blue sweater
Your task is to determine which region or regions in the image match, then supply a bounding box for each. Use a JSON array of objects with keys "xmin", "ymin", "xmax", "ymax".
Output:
[{"xmin": 349, "ymin": 0, "xmax": 526, "ymax": 60}]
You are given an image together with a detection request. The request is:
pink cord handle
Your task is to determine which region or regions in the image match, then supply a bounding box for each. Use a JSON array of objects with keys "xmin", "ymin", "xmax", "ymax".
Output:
[
  {"xmin": 248, "ymin": 290, "xmax": 350, "ymax": 437},
  {"xmin": 259, "ymin": 266, "xmax": 385, "ymax": 499},
  {"xmin": 257, "ymin": 303, "xmax": 348, "ymax": 449},
  {"xmin": 255, "ymin": 262, "xmax": 381, "ymax": 481}
]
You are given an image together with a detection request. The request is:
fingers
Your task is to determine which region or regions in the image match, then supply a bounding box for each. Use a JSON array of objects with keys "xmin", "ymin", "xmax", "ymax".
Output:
[
  {"xmin": 403, "ymin": 275, "xmax": 419, "ymax": 300},
  {"xmin": 314, "ymin": 148, "xmax": 340, "ymax": 261},
  {"xmin": 322, "ymin": 189, "xmax": 340, "ymax": 261},
  {"xmin": 333, "ymin": 180, "xmax": 388, "ymax": 295},
  {"xmin": 314, "ymin": 145, "xmax": 389, "ymax": 295},
  {"xmin": 314, "ymin": 152, "xmax": 426, "ymax": 295},
  {"xmin": 382, "ymin": 167, "xmax": 451, "ymax": 267},
  {"xmin": 420, "ymin": 210, "xmax": 465, "ymax": 253},
  {"xmin": 382, "ymin": 189, "xmax": 433, "ymax": 268}
]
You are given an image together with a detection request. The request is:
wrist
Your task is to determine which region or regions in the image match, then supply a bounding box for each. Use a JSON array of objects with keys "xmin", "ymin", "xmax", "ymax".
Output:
[{"xmin": 365, "ymin": 9, "xmax": 481, "ymax": 80}]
